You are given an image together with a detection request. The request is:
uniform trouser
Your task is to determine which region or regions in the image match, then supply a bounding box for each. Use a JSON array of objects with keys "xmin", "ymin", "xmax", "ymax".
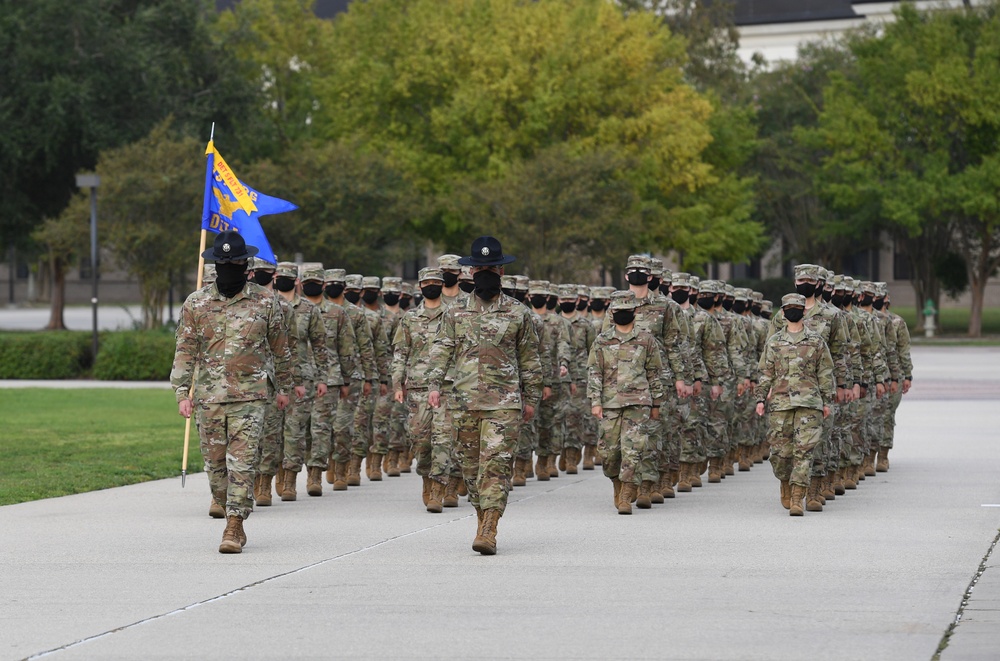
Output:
[
  {"xmin": 736, "ymin": 393, "xmax": 756, "ymax": 447},
  {"xmin": 308, "ymin": 386, "xmax": 340, "ymax": 469},
  {"xmin": 333, "ymin": 381, "xmax": 362, "ymax": 463},
  {"xmin": 537, "ymin": 383, "xmax": 568, "ymax": 457},
  {"xmin": 846, "ymin": 397, "xmax": 866, "ymax": 467},
  {"xmin": 766, "ymin": 407, "xmax": 823, "ymax": 488},
  {"xmin": 884, "ymin": 388, "xmax": 903, "ymax": 449},
  {"xmin": 873, "ymin": 391, "xmax": 891, "ymax": 449},
  {"xmin": 432, "ymin": 390, "xmax": 463, "ymax": 479},
  {"xmin": 453, "ymin": 408, "xmax": 521, "ymax": 513},
  {"xmin": 351, "ymin": 384, "xmax": 378, "ymax": 458},
  {"xmin": 563, "ymin": 383, "xmax": 589, "ymax": 450},
  {"xmin": 406, "ymin": 388, "xmax": 451, "ymax": 483},
  {"xmin": 680, "ymin": 393, "xmax": 707, "ymax": 464},
  {"xmin": 660, "ymin": 392, "xmax": 686, "ymax": 474},
  {"xmin": 388, "ymin": 400, "xmax": 409, "ymax": 453},
  {"xmin": 638, "ymin": 413, "xmax": 663, "ymax": 483},
  {"xmin": 857, "ymin": 391, "xmax": 876, "ymax": 457},
  {"xmin": 598, "ymin": 406, "xmax": 649, "ymax": 486},
  {"xmin": 704, "ymin": 379, "xmax": 734, "ymax": 457},
  {"xmin": 516, "ymin": 412, "xmax": 538, "ymax": 460},
  {"xmin": 197, "ymin": 400, "xmax": 265, "ymax": 519},
  {"xmin": 371, "ymin": 391, "xmax": 395, "ymax": 455},
  {"xmin": 257, "ymin": 399, "xmax": 283, "ymax": 475},
  {"xmin": 282, "ymin": 384, "xmax": 314, "ymax": 471},
  {"xmin": 810, "ymin": 402, "xmax": 837, "ymax": 478},
  {"xmin": 829, "ymin": 403, "xmax": 848, "ymax": 471}
]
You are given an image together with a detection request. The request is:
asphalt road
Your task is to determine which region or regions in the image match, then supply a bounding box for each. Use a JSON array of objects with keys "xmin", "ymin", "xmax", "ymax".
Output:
[{"xmin": 0, "ymin": 347, "xmax": 997, "ymax": 660}]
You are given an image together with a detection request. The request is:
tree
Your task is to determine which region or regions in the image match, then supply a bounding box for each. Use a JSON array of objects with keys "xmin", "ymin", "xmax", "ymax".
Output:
[
  {"xmin": 96, "ymin": 121, "xmax": 204, "ymax": 328},
  {"xmin": 815, "ymin": 4, "xmax": 1000, "ymax": 335},
  {"xmin": 32, "ymin": 200, "xmax": 88, "ymax": 330}
]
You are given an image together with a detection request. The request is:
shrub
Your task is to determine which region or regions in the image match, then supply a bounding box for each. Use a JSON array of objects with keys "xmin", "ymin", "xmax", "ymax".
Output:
[
  {"xmin": 92, "ymin": 330, "xmax": 175, "ymax": 381},
  {"xmin": 0, "ymin": 331, "xmax": 92, "ymax": 379}
]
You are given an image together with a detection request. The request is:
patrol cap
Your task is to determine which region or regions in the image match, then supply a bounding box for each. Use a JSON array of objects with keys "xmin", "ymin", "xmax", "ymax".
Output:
[
  {"xmin": 418, "ymin": 267, "xmax": 443, "ymax": 283},
  {"xmin": 557, "ymin": 284, "xmax": 578, "ymax": 299},
  {"xmin": 202, "ymin": 263, "xmax": 217, "ymax": 285},
  {"xmin": 514, "ymin": 275, "xmax": 529, "ymax": 292},
  {"xmin": 761, "ymin": 300, "xmax": 773, "ymax": 313},
  {"xmin": 609, "ymin": 290, "xmax": 639, "ymax": 311},
  {"xmin": 832, "ymin": 274, "xmax": 846, "ymax": 290},
  {"xmin": 382, "ymin": 277, "xmax": 402, "ymax": 293},
  {"xmin": 752, "ymin": 291, "xmax": 764, "ymax": 303},
  {"xmin": 782, "ymin": 293, "xmax": 806, "ymax": 308},
  {"xmin": 661, "ymin": 268, "xmax": 673, "ymax": 284},
  {"xmin": 875, "ymin": 282, "xmax": 888, "ymax": 297},
  {"xmin": 577, "ymin": 285, "xmax": 590, "ymax": 298},
  {"xmin": 528, "ymin": 280, "xmax": 550, "ymax": 296},
  {"xmin": 276, "ymin": 261, "xmax": 298, "ymax": 279},
  {"xmin": 673, "ymin": 272, "xmax": 691, "ymax": 287},
  {"xmin": 734, "ymin": 287, "xmax": 752, "ymax": 301},
  {"xmin": 501, "ymin": 275, "xmax": 517, "ymax": 289},
  {"xmin": 689, "ymin": 276, "xmax": 701, "ymax": 289},
  {"xmin": 362, "ymin": 276, "xmax": 381, "ymax": 290},
  {"xmin": 345, "ymin": 274, "xmax": 363, "ymax": 289},
  {"xmin": 437, "ymin": 254, "xmax": 463, "ymax": 270},
  {"xmin": 250, "ymin": 257, "xmax": 276, "ymax": 271},
  {"xmin": 626, "ymin": 255, "xmax": 651, "ymax": 272},
  {"xmin": 301, "ymin": 264, "xmax": 325, "ymax": 282},
  {"xmin": 591, "ymin": 286, "xmax": 614, "ymax": 300},
  {"xmin": 325, "ymin": 268, "xmax": 346, "ymax": 283},
  {"xmin": 794, "ymin": 263, "xmax": 821, "ymax": 280},
  {"xmin": 818, "ymin": 266, "xmax": 831, "ymax": 282},
  {"xmin": 649, "ymin": 257, "xmax": 664, "ymax": 277},
  {"xmin": 724, "ymin": 284, "xmax": 735, "ymax": 297},
  {"xmin": 459, "ymin": 266, "xmax": 473, "ymax": 283},
  {"xmin": 699, "ymin": 279, "xmax": 721, "ymax": 295},
  {"xmin": 860, "ymin": 281, "xmax": 877, "ymax": 295},
  {"xmin": 401, "ymin": 282, "xmax": 416, "ymax": 296}
]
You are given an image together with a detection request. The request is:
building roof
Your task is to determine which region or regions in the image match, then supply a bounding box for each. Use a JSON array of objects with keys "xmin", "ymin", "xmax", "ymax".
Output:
[{"xmin": 734, "ymin": 0, "xmax": 860, "ymax": 26}]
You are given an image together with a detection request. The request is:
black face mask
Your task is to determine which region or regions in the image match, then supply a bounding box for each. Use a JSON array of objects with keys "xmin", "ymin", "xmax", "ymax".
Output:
[
  {"xmin": 502, "ymin": 288, "xmax": 515, "ymax": 298},
  {"xmin": 383, "ymin": 293, "xmax": 400, "ymax": 306},
  {"xmin": 442, "ymin": 272, "xmax": 459, "ymax": 288},
  {"xmin": 514, "ymin": 290, "xmax": 527, "ymax": 303},
  {"xmin": 612, "ymin": 310, "xmax": 635, "ymax": 326},
  {"xmin": 216, "ymin": 262, "xmax": 248, "ymax": 298},
  {"xmin": 274, "ymin": 276, "xmax": 296, "ymax": 293},
  {"xmin": 546, "ymin": 296, "xmax": 558, "ymax": 311},
  {"xmin": 751, "ymin": 303, "xmax": 762, "ymax": 316},
  {"xmin": 459, "ymin": 281, "xmax": 476, "ymax": 294},
  {"xmin": 832, "ymin": 293, "xmax": 846, "ymax": 307},
  {"xmin": 762, "ymin": 311, "xmax": 771, "ymax": 320},
  {"xmin": 590, "ymin": 300, "xmax": 607, "ymax": 312},
  {"xmin": 648, "ymin": 276, "xmax": 661, "ymax": 291},
  {"xmin": 670, "ymin": 290, "xmax": 689, "ymax": 305},
  {"xmin": 784, "ymin": 307, "xmax": 805, "ymax": 323},
  {"xmin": 722, "ymin": 298, "xmax": 733, "ymax": 312},
  {"xmin": 362, "ymin": 290, "xmax": 380, "ymax": 305},
  {"xmin": 576, "ymin": 300, "xmax": 588, "ymax": 311},
  {"xmin": 626, "ymin": 271, "xmax": 649, "ymax": 286},
  {"xmin": 400, "ymin": 296, "xmax": 412, "ymax": 310},
  {"xmin": 697, "ymin": 296, "xmax": 715, "ymax": 310},
  {"xmin": 733, "ymin": 301, "xmax": 747, "ymax": 314},
  {"xmin": 473, "ymin": 270, "xmax": 502, "ymax": 301},
  {"xmin": 796, "ymin": 282, "xmax": 817, "ymax": 298},
  {"xmin": 559, "ymin": 301, "xmax": 576, "ymax": 314},
  {"xmin": 302, "ymin": 281, "xmax": 323, "ymax": 298},
  {"xmin": 530, "ymin": 295, "xmax": 548, "ymax": 309},
  {"xmin": 252, "ymin": 271, "xmax": 274, "ymax": 286},
  {"xmin": 873, "ymin": 298, "xmax": 885, "ymax": 310},
  {"xmin": 822, "ymin": 288, "xmax": 833, "ymax": 303},
  {"xmin": 345, "ymin": 291, "xmax": 361, "ymax": 304},
  {"xmin": 421, "ymin": 285, "xmax": 442, "ymax": 300},
  {"xmin": 860, "ymin": 295, "xmax": 873, "ymax": 307},
  {"xmin": 413, "ymin": 295, "xmax": 423, "ymax": 306},
  {"xmin": 324, "ymin": 283, "xmax": 344, "ymax": 299}
]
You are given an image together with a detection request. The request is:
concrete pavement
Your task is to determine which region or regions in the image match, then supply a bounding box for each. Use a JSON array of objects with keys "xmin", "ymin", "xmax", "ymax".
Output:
[{"xmin": 0, "ymin": 346, "xmax": 998, "ymax": 660}]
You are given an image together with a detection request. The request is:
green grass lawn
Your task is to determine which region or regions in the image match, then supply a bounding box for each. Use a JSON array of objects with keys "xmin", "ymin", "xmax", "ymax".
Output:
[
  {"xmin": 0, "ymin": 389, "xmax": 202, "ymax": 506},
  {"xmin": 892, "ymin": 305, "xmax": 1000, "ymax": 337}
]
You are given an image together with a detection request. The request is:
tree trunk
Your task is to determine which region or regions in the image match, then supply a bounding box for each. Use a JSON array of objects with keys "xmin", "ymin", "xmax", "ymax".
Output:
[
  {"xmin": 45, "ymin": 253, "xmax": 66, "ymax": 330},
  {"xmin": 896, "ymin": 224, "xmax": 947, "ymax": 333},
  {"xmin": 968, "ymin": 275, "xmax": 984, "ymax": 338}
]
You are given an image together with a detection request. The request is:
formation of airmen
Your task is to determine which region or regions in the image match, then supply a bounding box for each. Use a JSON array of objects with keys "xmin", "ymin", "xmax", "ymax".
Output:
[{"xmin": 173, "ymin": 231, "xmax": 912, "ymax": 554}]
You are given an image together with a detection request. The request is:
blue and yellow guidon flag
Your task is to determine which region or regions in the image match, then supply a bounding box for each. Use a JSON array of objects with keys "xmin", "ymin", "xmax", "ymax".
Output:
[{"xmin": 200, "ymin": 140, "xmax": 297, "ymax": 264}]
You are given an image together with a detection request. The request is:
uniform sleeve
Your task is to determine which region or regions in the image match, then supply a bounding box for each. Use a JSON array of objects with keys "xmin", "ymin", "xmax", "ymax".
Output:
[
  {"xmin": 170, "ymin": 300, "xmax": 199, "ymax": 403},
  {"xmin": 268, "ymin": 296, "xmax": 293, "ymax": 396},
  {"xmin": 883, "ymin": 316, "xmax": 901, "ymax": 382},
  {"xmin": 828, "ymin": 311, "xmax": 850, "ymax": 388},
  {"xmin": 703, "ymin": 317, "xmax": 729, "ymax": 385},
  {"xmin": 308, "ymin": 306, "xmax": 330, "ymax": 386},
  {"xmin": 517, "ymin": 311, "xmax": 543, "ymax": 406},
  {"xmin": 373, "ymin": 316, "xmax": 392, "ymax": 384},
  {"xmin": 538, "ymin": 320, "xmax": 554, "ymax": 389},
  {"xmin": 587, "ymin": 341, "xmax": 603, "ymax": 407},
  {"xmin": 660, "ymin": 307, "xmax": 687, "ymax": 384},
  {"xmin": 426, "ymin": 309, "xmax": 456, "ymax": 392},
  {"xmin": 896, "ymin": 317, "xmax": 913, "ymax": 378},
  {"xmin": 282, "ymin": 304, "xmax": 303, "ymax": 386},
  {"xmin": 335, "ymin": 309, "xmax": 357, "ymax": 385},
  {"xmin": 646, "ymin": 338, "xmax": 665, "ymax": 405},
  {"xmin": 355, "ymin": 314, "xmax": 378, "ymax": 382},
  {"xmin": 726, "ymin": 321, "xmax": 748, "ymax": 381},
  {"xmin": 816, "ymin": 341, "xmax": 836, "ymax": 406},
  {"xmin": 391, "ymin": 317, "xmax": 412, "ymax": 393},
  {"xmin": 556, "ymin": 321, "xmax": 572, "ymax": 375},
  {"xmin": 754, "ymin": 340, "xmax": 775, "ymax": 403}
]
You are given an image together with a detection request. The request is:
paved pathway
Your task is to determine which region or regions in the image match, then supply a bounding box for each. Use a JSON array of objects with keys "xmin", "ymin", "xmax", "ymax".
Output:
[{"xmin": 0, "ymin": 347, "xmax": 997, "ymax": 660}]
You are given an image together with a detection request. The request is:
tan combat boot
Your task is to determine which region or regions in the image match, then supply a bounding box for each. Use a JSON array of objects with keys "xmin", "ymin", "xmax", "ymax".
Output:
[
  {"xmin": 677, "ymin": 464, "xmax": 693, "ymax": 493},
  {"xmin": 548, "ymin": 454, "xmax": 559, "ymax": 478},
  {"xmin": 426, "ymin": 480, "xmax": 444, "ymax": 513},
  {"xmin": 326, "ymin": 458, "xmax": 336, "ymax": 485},
  {"xmin": 512, "ymin": 458, "xmax": 527, "ymax": 487},
  {"xmin": 738, "ymin": 446, "xmax": 752, "ymax": 472},
  {"xmin": 844, "ymin": 466, "xmax": 858, "ymax": 490},
  {"xmin": 421, "ymin": 476, "xmax": 432, "ymax": 506},
  {"xmin": 663, "ymin": 470, "xmax": 677, "ymax": 499},
  {"xmin": 566, "ymin": 448, "xmax": 579, "ymax": 475},
  {"xmin": 558, "ymin": 453, "xmax": 567, "ymax": 472},
  {"xmin": 780, "ymin": 480, "xmax": 791, "ymax": 510},
  {"xmin": 864, "ymin": 451, "xmax": 877, "ymax": 477},
  {"xmin": 209, "ymin": 499, "xmax": 226, "ymax": 519},
  {"xmin": 618, "ymin": 483, "xmax": 636, "ymax": 515},
  {"xmin": 583, "ymin": 444, "xmax": 596, "ymax": 470},
  {"xmin": 649, "ymin": 479, "xmax": 664, "ymax": 504},
  {"xmin": 386, "ymin": 450, "xmax": 401, "ymax": 477},
  {"xmin": 636, "ymin": 481, "xmax": 654, "ymax": 509},
  {"xmin": 443, "ymin": 477, "xmax": 461, "ymax": 508},
  {"xmin": 219, "ymin": 516, "xmax": 246, "ymax": 554},
  {"xmin": 257, "ymin": 474, "xmax": 274, "ymax": 507},
  {"xmin": 458, "ymin": 479, "xmax": 468, "ymax": 497},
  {"xmin": 876, "ymin": 447, "xmax": 889, "ymax": 472},
  {"xmin": 834, "ymin": 470, "xmax": 846, "ymax": 496},
  {"xmin": 473, "ymin": 509, "xmax": 501, "ymax": 555},
  {"xmin": 525, "ymin": 453, "xmax": 535, "ymax": 478},
  {"xmin": 333, "ymin": 462, "xmax": 349, "ymax": 491},
  {"xmin": 692, "ymin": 461, "xmax": 705, "ymax": 487},
  {"xmin": 789, "ymin": 485, "xmax": 806, "ymax": 516},
  {"xmin": 821, "ymin": 474, "xmax": 836, "ymax": 501},
  {"xmin": 400, "ymin": 451, "xmax": 413, "ymax": 474},
  {"xmin": 535, "ymin": 456, "xmax": 550, "ymax": 481},
  {"xmin": 806, "ymin": 477, "xmax": 824, "ymax": 512},
  {"xmin": 593, "ymin": 450, "xmax": 602, "ymax": 466},
  {"xmin": 612, "ymin": 477, "xmax": 622, "ymax": 509},
  {"xmin": 708, "ymin": 457, "xmax": 722, "ymax": 483},
  {"xmin": 307, "ymin": 466, "xmax": 323, "ymax": 497},
  {"xmin": 724, "ymin": 450, "xmax": 735, "ymax": 476},
  {"xmin": 347, "ymin": 456, "xmax": 363, "ymax": 486},
  {"xmin": 367, "ymin": 453, "xmax": 382, "ymax": 481},
  {"xmin": 281, "ymin": 469, "xmax": 297, "ymax": 501},
  {"xmin": 275, "ymin": 466, "xmax": 286, "ymax": 498}
]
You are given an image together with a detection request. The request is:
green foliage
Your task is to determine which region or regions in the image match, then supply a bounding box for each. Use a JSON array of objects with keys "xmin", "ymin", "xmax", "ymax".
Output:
[
  {"xmin": 0, "ymin": 389, "xmax": 197, "ymax": 505},
  {"xmin": 0, "ymin": 332, "xmax": 91, "ymax": 379},
  {"xmin": 936, "ymin": 252, "xmax": 969, "ymax": 300},
  {"xmin": 92, "ymin": 331, "xmax": 176, "ymax": 381}
]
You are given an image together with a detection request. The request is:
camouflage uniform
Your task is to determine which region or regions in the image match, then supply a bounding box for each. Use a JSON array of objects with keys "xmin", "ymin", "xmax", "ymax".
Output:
[
  {"xmin": 559, "ymin": 284, "xmax": 595, "ymax": 473},
  {"xmin": 171, "ymin": 276, "xmax": 293, "ymax": 520},
  {"xmin": 513, "ymin": 277, "xmax": 548, "ymax": 483},
  {"xmin": 755, "ymin": 294, "xmax": 836, "ymax": 507},
  {"xmin": 537, "ymin": 281, "xmax": 572, "ymax": 475},
  {"xmin": 884, "ymin": 293, "xmax": 913, "ymax": 455},
  {"xmin": 378, "ymin": 277, "xmax": 409, "ymax": 472},
  {"xmin": 351, "ymin": 276, "xmax": 392, "ymax": 475},
  {"xmin": 577, "ymin": 284, "xmax": 600, "ymax": 468},
  {"xmin": 588, "ymin": 291, "xmax": 664, "ymax": 508},
  {"xmin": 433, "ymin": 254, "xmax": 471, "ymax": 490}
]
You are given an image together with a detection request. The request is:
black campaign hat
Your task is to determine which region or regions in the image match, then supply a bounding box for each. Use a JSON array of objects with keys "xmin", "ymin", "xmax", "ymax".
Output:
[
  {"xmin": 202, "ymin": 230, "xmax": 258, "ymax": 263},
  {"xmin": 458, "ymin": 236, "xmax": 515, "ymax": 267}
]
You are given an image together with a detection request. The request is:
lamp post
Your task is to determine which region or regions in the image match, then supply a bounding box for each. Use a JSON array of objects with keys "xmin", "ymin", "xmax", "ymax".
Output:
[{"xmin": 76, "ymin": 173, "xmax": 100, "ymax": 359}]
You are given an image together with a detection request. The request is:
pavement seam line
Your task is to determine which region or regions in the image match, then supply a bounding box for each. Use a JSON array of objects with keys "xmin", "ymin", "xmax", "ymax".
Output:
[
  {"xmin": 931, "ymin": 526, "xmax": 1000, "ymax": 661},
  {"xmin": 24, "ymin": 474, "xmax": 591, "ymax": 660}
]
